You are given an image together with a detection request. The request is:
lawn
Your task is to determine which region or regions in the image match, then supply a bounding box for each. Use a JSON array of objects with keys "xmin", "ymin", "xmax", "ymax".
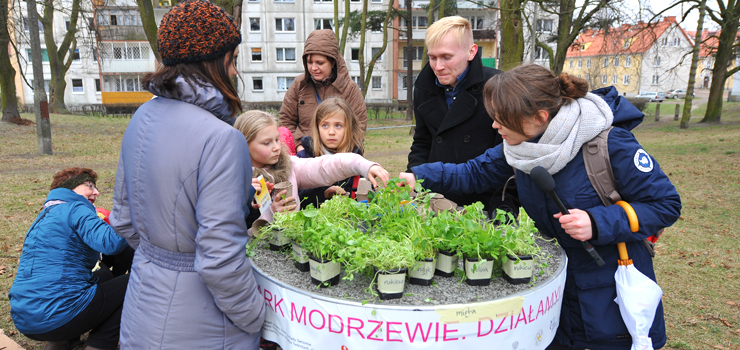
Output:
[{"xmin": 1, "ymin": 104, "xmax": 739, "ymax": 349}]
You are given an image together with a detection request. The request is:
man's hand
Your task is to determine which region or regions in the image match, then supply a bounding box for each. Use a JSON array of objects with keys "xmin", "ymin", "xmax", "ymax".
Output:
[{"xmin": 398, "ymin": 172, "xmax": 416, "ymax": 191}]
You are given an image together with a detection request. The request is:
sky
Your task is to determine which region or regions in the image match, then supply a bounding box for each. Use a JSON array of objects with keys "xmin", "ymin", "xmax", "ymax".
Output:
[{"xmin": 638, "ymin": 0, "xmax": 721, "ymax": 31}]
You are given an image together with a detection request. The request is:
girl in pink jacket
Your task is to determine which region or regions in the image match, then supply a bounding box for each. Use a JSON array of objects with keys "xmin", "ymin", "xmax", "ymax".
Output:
[{"xmin": 234, "ymin": 110, "xmax": 389, "ymax": 225}]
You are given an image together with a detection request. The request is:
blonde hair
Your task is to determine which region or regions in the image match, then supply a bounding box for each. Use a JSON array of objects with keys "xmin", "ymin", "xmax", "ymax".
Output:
[
  {"xmin": 233, "ymin": 110, "xmax": 292, "ymax": 182},
  {"xmin": 310, "ymin": 97, "xmax": 364, "ymax": 156},
  {"xmin": 425, "ymin": 16, "xmax": 473, "ymax": 48}
]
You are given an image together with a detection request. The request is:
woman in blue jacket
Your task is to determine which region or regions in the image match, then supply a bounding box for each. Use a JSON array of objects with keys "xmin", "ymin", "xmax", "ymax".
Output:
[
  {"xmin": 9, "ymin": 168, "xmax": 129, "ymax": 350},
  {"xmin": 400, "ymin": 64, "xmax": 681, "ymax": 350}
]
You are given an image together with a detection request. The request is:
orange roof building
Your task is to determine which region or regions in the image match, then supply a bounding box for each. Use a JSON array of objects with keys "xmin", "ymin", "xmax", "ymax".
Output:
[{"xmin": 562, "ymin": 16, "xmax": 694, "ymax": 96}]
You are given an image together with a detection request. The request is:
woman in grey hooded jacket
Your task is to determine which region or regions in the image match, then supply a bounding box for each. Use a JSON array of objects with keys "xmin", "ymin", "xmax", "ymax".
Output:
[{"xmin": 109, "ymin": 1, "xmax": 265, "ymax": 348}]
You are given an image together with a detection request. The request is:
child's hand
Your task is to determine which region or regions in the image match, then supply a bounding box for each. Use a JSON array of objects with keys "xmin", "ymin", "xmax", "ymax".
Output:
[
  {"xmin": 366, "ymin": 165, "xmax": 390, "ymax": 188},
  {"xmin": 251, "ymin": 178, "xmax": 262, "ymax": 194},
  {"xmin": 398, "ymin": 172, "xmax": 416, "ymax": 191},
  {"xmin": 271, "ymin": 190, "xmax": 297, "ymax": 213},
  {"xmin": 553, "ymin": 209, "xmax": 593, "ymax": 241},
  {"xmin": 324, "ymin": 186, "xmax": 346, "ymax": 199}
]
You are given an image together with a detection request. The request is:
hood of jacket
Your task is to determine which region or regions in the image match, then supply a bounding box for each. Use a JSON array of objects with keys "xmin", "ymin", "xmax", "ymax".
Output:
[
  {"xmin": 591, "ymin": 86, "xmax": 644, "ymax": 131},
  {"xmin": 301, "ymin": 29, "xmax": 352, "ymax": 94},
  {"xmin": 148, "ymin": 76, "xmax": 233, "ymax": 123},
  {"xmin": 46, "ymin": 188, "xmax": 94, "ymax": 211}
]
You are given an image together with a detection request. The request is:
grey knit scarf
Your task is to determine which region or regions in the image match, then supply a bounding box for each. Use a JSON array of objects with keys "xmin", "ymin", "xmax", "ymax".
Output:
[{"xmin": 503, "ymin": 92, "xmax": 614, "ymax": 175}]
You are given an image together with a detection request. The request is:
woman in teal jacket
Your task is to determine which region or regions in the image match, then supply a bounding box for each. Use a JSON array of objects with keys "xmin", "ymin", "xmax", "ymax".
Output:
[{"xmin": 9, "ymin": 168, "xmax": 129, "ymax": 350}]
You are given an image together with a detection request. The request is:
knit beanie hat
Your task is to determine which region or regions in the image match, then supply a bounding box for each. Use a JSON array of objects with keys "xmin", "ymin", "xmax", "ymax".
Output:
[
  {"xmin": 158, "ymin": 0, "xmax": 241, "ymax": 66},
  {"xmin": 53, "ymin": 173, "xmax": 96, "ymax": 191}
]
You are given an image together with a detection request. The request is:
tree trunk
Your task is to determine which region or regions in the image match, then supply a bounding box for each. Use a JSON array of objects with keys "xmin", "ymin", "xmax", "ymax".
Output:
[
  {"xmin": 42, "ymin": 0, "xmax": 81, "ymax": 113},
  {"xmin": 358, "ymin": 0, "xmax": 368, "ymax": 95},
  {"xmin": 499, "ymin": 0, "xmax": 524, "ymax": 71},
  {"xmin": 27, "ymin": 0, "xmax": 52, "ymax": 154},
  {"xmin": 137, "ymin": 0, "xmax": 161, "ymax": 63},
  {"xmin": 405, "ymin": 0, "xmax": 413, "ymax": 120},
  {"xmin": 422, "ymin": 0, "xmax": 435, "ymax": 67},
  {"xmin": 681, "ymin": 0, "xmax": 705, "ymax": 129},
  {"xmin": 232, "ymin": 0, "xmax": 243, "ymax": 28},
  {"xmin": 702, "ymin": 11, "xmax": 740, "ymax": 123},
  {"xmin": 361, "ymin": 0, "xmax": 394, "ymax": 98},
  {"xmin": 339, "ymin": 0, "xmax": 350, "ymax": 54},
  {"xmin": 334, "ymin": 0, "xmax": 339, "ymax": 41},
  {"xmin": 1, "ymin": 0, "xmax": 22, "ymax": 124}
]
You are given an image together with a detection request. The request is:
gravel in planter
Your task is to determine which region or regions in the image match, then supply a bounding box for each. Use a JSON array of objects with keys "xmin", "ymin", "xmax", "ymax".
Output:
[{"xmin": 250, "ymin": 237, "xmax": 562, "ymax": 307}]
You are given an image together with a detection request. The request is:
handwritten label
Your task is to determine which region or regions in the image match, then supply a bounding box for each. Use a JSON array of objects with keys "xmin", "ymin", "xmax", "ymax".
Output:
[{"xmin": 436, "ymin": 296, "xmax": 524, "ymax": 324}]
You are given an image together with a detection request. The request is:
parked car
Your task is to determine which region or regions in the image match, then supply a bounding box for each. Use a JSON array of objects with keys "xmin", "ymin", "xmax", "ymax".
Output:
[
  {"xmin": 665, "ymin": 89, "xmax": 695, "ymax": 99},
  {"xmin": 636, "ymin": 91, "xmax": 666, "ymax": 102}
]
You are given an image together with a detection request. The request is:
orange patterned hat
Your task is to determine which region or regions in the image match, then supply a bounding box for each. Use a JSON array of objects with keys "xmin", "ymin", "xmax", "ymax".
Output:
[{"xmin": 158, "ymin": 0, "xmax": 241, "ymax": 66}]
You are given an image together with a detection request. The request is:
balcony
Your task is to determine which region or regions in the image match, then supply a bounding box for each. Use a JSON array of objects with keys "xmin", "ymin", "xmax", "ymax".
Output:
[
  {"xmin": 96, "ymin": 26, "xmax": 147, "ymax": 41},
  {"xmin": 473, "ymin": 29, "xmax": 496, "ymax": 41}
]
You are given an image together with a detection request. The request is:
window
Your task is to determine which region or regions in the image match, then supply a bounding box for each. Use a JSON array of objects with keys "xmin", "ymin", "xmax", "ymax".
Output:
[
  {"xmin": 371, "ymin": 47, "xmax": 383, "ymax": 61},
  {"xmin": 623, "ymin": 39, "xmax": 631, "ymax": 48},
  {"xmin": 371, "ymin": 76, "xmax": 381, "ymax": 89},
  {"xmin": 601, "ymin": 75, "xmax": 607, "ymax": 84},
  {"xmin": 351, "ymin": 48, "xmax": 359, "ymax": 61},
  {"xmin": 654, "ymin": 56, "xmax": 661, "ymax": 67},
  {"xmin": 672, "ymin": 37, "xmax": 680, "ymax": 46},
  {"xmin": 585, "ymin": 74, "xmax": 590, "ymax": 82},
  {"xmin": 72, "ymin": 79, "xmax": 83, "ymax": 93},
  {"xmin": 253, "ymin": 77, "xmax": 263, "ymax": 91},
  {"xmin": 402, "ymin": 46, "xmax": 424, "ymax": 67},
  {"xmin": 603, "ymin": 58, "xmax": 609, "ymax": 67},
  {"xmin": 352, "ymin": 76, "xmax": 361, "ymax": 86},
  {"xmin": 612, "ymin": 74, "xmax": 618, "ymax": 84},
  {"xmin": 587, "ymin": 58, "xmax": 591, "ymax": 68},
  {"xmin": 29, "ymin": 80, "xmax": 50, "ymax": 93},
  {"xmin": 27, "ymin": 49, "xmax": 49, "ymax": 62},
  {"xmin": 660, "ymin": 38, "xmax": 668, "ymax": 46},
  {"xmin": 249, "ymin": 18, "xmax": 260, "ymax": 32},
  {"xmin": 569, "ymin": 59, "xmax": 574, "ymax": 68},
  {"xmin": 371, "ymin": 0, "xmax": 381, "ymax": 3},
  {"xmin": 466, "ymin": 16, "xmax": 484, "ymax": 30},
  {"xmin": 110, "ymin": 13, "xmax": 118, "ymax": 25},
  {"xmin": 251, "ymin": 48, "xmax": 262, "ymax": 62},
  {"xmin": 275, "ymin": 18, "xmax": 295, "ymax": 32},
  {"xmin": 275, "ymin": 0, "xmax": 294, "ymax": 3},
  {"xmin": 577, "ymin": 59, "xmax": 582, "ymax": 68},
  {"xmin": 276, "ymin": 48, "xmax": 296, "ymax": 62},
  {"xmin": 65, "ymin": 18, "xmax": 71, "ymax": 30},
  {"xmin": 400, "ymin": 16, "xmax": 428, "ymax": 29},
  {"xmin": 614, "ymin": 56, "xmax": 619, "ymax": 67},
  {"xmin": 535, "ymin": 46, "xmax": 549, "ymax": 60},
  {"xmin": 23, "ymin": 17, "xmax": 44, "ymax": 32},
  {"xmin": 652, "ymin": 74, "xmax": 660, "ymax": 85},
  {"xmin": 92, "ymin": 49, "xmax": 97, "ymax": 62},
  {"xmin": 101, "ymin": 42, "xmax": 150, "ymax": 60},
  {"xmin": 277, "ymin": 77, "xmax": 295, "ymax": 91},
  {"xmin": 536, "ymin": 19, "xmax": 553, "ymax": 32},
  {"xmin": 95, "ymin": 79, "xmax": 101, "ymax": 93},
  {"xmin": 623, "ymin": 74, "xmax": 630, "ymax": 85},
  {"xmin": 313, "ymin": 0, "xmax": 332, "ymax": 2},
  {"xmin": 314, "ymin": 18, "xmax": 333, "ymax": 30},
  {"xmin": 71, "ymin": 48, "xmax": 80, "ymax": 61},
  {"xmin": 102, "ymin": 75, "xmax": 143, "ymax": 92},
  {"xmin": 625, "ymin": 56, "xmax": 631, "ymax": 67}
]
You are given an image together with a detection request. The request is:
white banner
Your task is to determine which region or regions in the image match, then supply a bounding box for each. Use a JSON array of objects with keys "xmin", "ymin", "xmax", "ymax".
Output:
[{"xmin": 254, "ymin": 264, "xmax": 566, "ymax": 350}]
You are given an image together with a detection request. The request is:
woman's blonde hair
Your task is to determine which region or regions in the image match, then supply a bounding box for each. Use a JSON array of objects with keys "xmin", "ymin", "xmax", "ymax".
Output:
[
  {"xmin": 233, "ymin": 110, "xmax": 292, "ymax": 182},
  {"xmin": 310, "ymin": 97, "xmax": 364, "ymax": 156},
  {"xmin": 425, "ymin": 16, "xmax": 473, "ymax": 49}
]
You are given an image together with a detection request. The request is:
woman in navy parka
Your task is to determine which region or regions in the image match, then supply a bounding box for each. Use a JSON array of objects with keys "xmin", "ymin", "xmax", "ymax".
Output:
[{"xmin": 400, "ymin": 65, "xmax": 681, "ymax": 350}]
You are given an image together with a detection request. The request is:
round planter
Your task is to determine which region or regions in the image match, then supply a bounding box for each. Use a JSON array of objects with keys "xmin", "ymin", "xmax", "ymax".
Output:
[
  {"xmin": 463, "ymin": 257, "xmax": 494, "ymax": 286},
  {"xmin": 434, "ymin": 249, "xmax": 459, "ymax": 277},
  {"xmin": 291, "ymin": 241, "xmax": 309, "ymax": 272},
  {"xmin": 308, "ymin": 254, "xmax": 340, "ymax": 287},
  {"xmin": 268, "ymin": 228, "xmax": 291, "ymax": 252},
  {"xmin": 408, "ymin": 257, "xmax": 436, "ymax": 286},
  {"xmin": 375, "ymin": 267, "xmax": 408, "ymax": 300},
  {"xmin": 502, "ymin": 254, "xmax": 535, "ymax": 284}
]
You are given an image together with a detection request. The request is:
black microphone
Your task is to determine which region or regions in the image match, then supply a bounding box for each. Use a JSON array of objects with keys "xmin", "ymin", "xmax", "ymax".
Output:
[{"xmin": 530, "ymin": 166, "xmax": 605, "ymax": 266}]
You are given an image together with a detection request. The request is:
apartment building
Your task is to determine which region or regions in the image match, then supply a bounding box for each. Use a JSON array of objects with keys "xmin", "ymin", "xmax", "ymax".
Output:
[{"xmin": 563, "ymin": 16, "xmax": 693, "ymax": 97}]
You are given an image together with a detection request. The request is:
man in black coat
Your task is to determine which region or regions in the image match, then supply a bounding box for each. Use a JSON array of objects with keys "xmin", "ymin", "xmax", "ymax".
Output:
[{"xmin": 407, "ymin": 16, "xmax": 517, "ymax": 212}]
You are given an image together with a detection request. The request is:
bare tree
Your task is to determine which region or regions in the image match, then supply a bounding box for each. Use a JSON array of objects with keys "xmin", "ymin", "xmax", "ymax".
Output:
[
  {"xmin": 40, "ymin": 0, "xmax": 81, "ymax": 113},
  {"xmin": 27, "ymin": 0, "xmax": 53, "ymax": 154},
  {"xmin": 701, "ymin": 0, "xmax": 740, "ymax": 123},
  {"xmin": 135, "ymin": 0, "xmax": 160, "ymax": 63},
  {"xmin": 681, "ymin": 0, "xmax": 706, "ymax": 128},
  {"xmin": 1, "ymin": 0, "xmax": 23, "ymax": 124},
  {"xmin": 499, "ymin": 0, "xmax": 525, "ymax": 71}
]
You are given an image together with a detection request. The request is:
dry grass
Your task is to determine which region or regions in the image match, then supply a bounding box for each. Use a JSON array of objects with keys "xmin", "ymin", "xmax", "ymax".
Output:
[{"xmin": 1, "ymin": 106, "xmax": 739, "ymax": 349}]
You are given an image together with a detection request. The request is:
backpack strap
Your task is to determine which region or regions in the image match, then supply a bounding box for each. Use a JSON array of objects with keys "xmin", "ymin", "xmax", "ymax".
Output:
[
  {"xmin": 582, "ymin": 126, "xmax": 621, "ymax": 206},
  {"xmin": 582, "ymin": 126, "xmax": 657, "ymax": 257}
]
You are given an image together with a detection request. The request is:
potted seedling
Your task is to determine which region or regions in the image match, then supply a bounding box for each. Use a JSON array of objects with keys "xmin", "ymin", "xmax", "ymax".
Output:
[
  {"xmin": 499, "ymin": 208, "xmax": 553, "ymax": 284},
  {"xmin": 365, "ymin": 235, "xmax": 416, "ymax": 300},
  {"xmin": 406, "ymin": 215, "xmax": 438, "ymax": 286},
  {"xmin": 455, "ymin": 203, "xmax": 503, "ymax": 286},
  {"xmin": 429, "ymin": 209, "xmax": 463, "ymax": 277},
  {"xmin": 302, "ymin": 218, "xmax": 363, "ymax": 288}
]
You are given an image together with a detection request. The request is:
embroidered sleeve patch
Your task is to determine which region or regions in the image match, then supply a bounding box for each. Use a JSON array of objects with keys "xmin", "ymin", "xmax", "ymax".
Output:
[{"xmin": 634, "ymin": 149, "xmax": 654, "ymax": 172}]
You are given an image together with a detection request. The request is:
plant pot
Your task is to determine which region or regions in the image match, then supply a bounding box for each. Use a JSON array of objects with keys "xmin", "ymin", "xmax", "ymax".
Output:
[
  {"xmin": 308, "ymin": 254, "xmax": 341, "ymax": 287},
  {"xmin": 268, "ymin": 228, "xmax": 291, "ymax": 252},
  {"xmin": 292, "ymin": 241, "xmax": 309, "ymax": 272},
  {"xmin": 502, "ymin": 254, "xmax": 535, "ymax": 284},
  {"xmin": 375, "ymin": 267, "xmax": 408, "ymax": 300},
  {"xmin": 463, "ymin": 256, "xmax": 494, "ymax": 286},
  {"xmin": 434, "ymin": 249, "xmax": 458, "ymax": 277},
  {"xmin": 408, "ymin": 257, "xmax": 435, "ymax": 286}
]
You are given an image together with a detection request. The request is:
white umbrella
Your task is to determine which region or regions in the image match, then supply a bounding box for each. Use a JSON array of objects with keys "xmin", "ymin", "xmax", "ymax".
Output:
[{"xmin": 614, "ymin": 201, "xmax": 664, "ymax": 350}]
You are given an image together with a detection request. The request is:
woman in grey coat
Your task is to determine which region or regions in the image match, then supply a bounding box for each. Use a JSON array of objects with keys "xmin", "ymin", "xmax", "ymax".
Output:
[{"xmin": 109, "ymin": 1, "xmax": 265, "ymax": 348}]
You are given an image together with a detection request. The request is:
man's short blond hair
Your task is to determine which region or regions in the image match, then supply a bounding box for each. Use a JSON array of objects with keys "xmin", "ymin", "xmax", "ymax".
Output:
[{"xmin": 425, "ymin": 16, "xmax": 473, "ymax": 48}]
